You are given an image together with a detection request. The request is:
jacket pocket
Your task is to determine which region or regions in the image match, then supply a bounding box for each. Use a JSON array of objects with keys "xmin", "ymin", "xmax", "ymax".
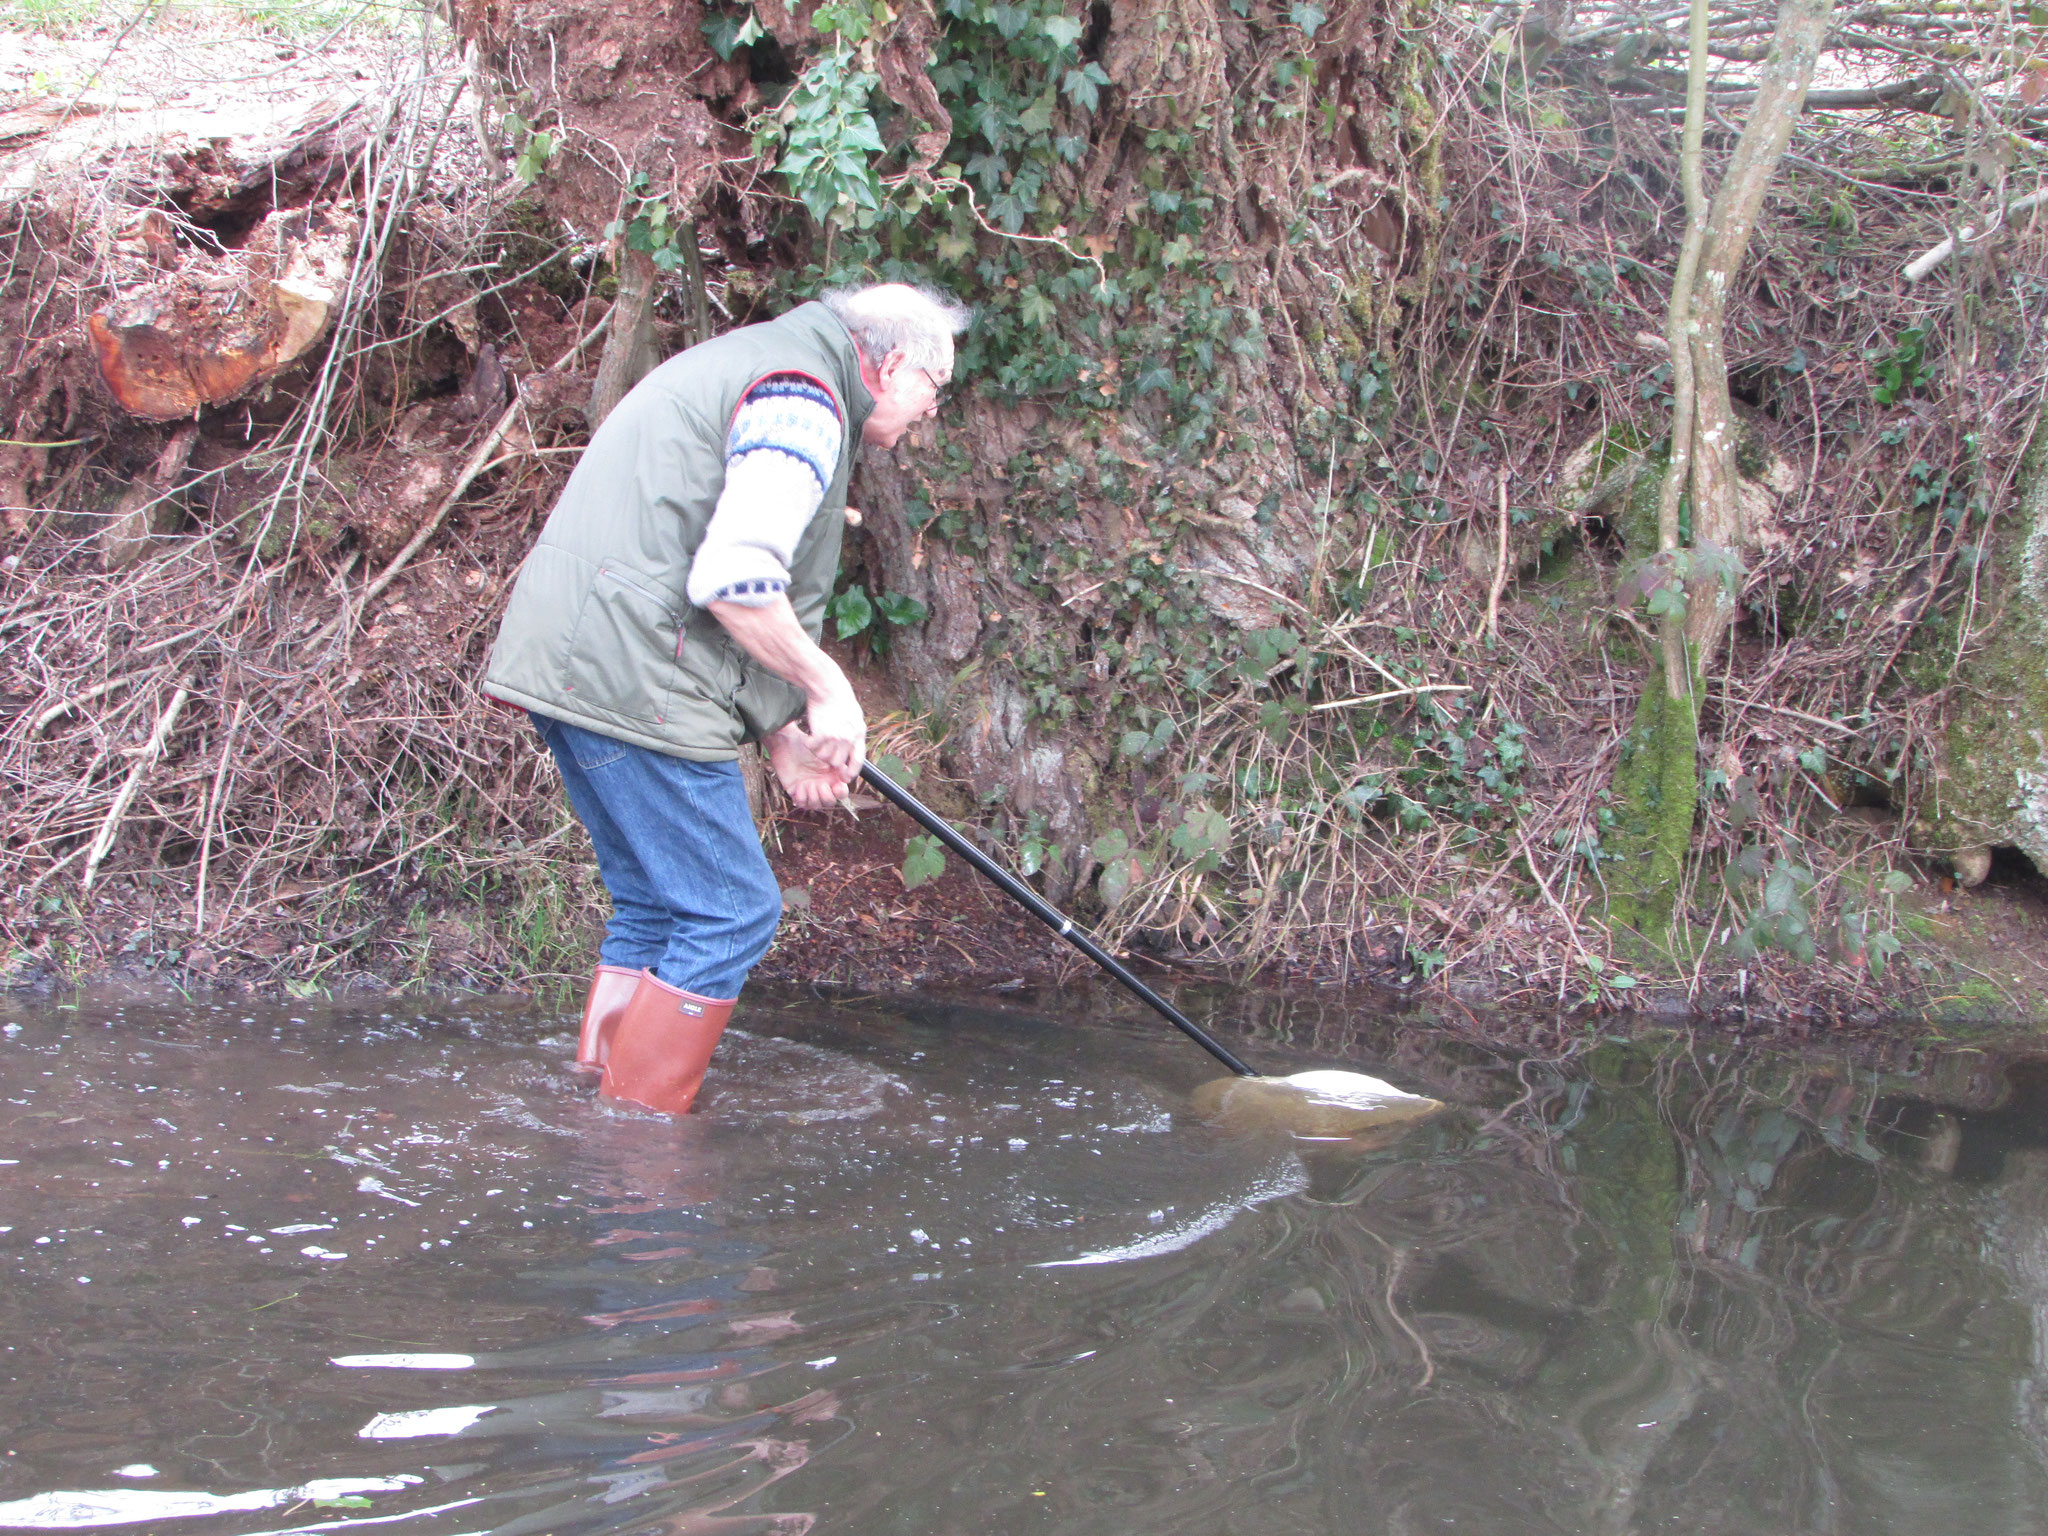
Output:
[{"xmin": 560, "ymin": 565, "xmax": 683, "ymax": 725}]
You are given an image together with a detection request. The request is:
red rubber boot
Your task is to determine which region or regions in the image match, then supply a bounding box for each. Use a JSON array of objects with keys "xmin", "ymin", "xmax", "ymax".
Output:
[
  {"xmin": 574, "ymin": 964, "xmax": 642, "ymax": 1076},
  {"xmin": 599, "ymin": 970, "xmax": 737, "ymax": 1115}
]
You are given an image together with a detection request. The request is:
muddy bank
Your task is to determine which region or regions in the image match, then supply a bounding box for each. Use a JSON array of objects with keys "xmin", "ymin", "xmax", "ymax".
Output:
[{"xmin": 7, "ymin": 796, "xmax": 2048, "ymax": 1042}]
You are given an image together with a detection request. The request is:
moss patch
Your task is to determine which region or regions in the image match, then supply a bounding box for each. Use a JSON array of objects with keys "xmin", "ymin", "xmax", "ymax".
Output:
[{"xmin": 1603, "ymin": 651, "xmax": 1701, "ymax": 935}]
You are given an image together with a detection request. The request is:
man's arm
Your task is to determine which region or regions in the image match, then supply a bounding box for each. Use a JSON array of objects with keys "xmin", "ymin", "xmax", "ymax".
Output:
[{"xmin": 708, "ymin": 595, "xmax": 865, "ymax": 789}]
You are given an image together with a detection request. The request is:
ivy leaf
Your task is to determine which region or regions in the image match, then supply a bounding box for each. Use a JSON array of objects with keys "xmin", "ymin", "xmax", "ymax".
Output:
[
  {"xmin": 513, "ymin": 128, "xmax": 554, "ymax": 184},
  {"xmin": 1170, "ymin": 807, "xmax": 1232, "ymax": 871},
  {"xmin": 799, "ymin": 180, "xmax": 839, "ymax": 222},
  {"xmin": 901, "ymin": 835, "xmax": 946, "ymax": 889},
  {"xmin": 1092, "ymin": 828, "xmax": 1130, "ymax": 862},
  {"xmin": 1099, "ymin": 852, "xmax": 1143, "ymax": 911},
  {"xmin": 1041, "ymin": 13, "xmax": 1084, "ymax": 49},
  {"xmin": 875, "ymin": 590, "xmax": 927, "ymax": 626},
  {"xmin": 963, "ymin": 149, "xmax": 1009, "ymax": 192},
  {"xmin": 839, "ymin": 114, "xmax": 886, "ymax": 153},
  {"xmin": 1016, "ymin": 93, "xmax": 1055, "ymax": 135},
  {"xmin": 828, "ymin": 586, "xmax": 874, "ymax": 639},
  {"xmin": 988, "ymin": 189, "xmax": 1031, "ymax": 232},
  {"xmin": 703, "ymin": 8, "xmax": 765, "ymax": 59},
  {"xmin": 1061, "ymin": 64, "xmax": 1104, "ymax": 112},
  {"xmin": 872, "ymin": 752, "xmax": 916, "ymax": 785},
  {"xmin": 1289, "ymin": 0, "xmax": 1326, "ymax": 35},
  {"xmin": 1645, "ymin": 585, "xmax": 1687, "ymax": 620},
  {"xmin": 990, "ymin": 2, "xmax": 1030, "ymax": 36},
  {"xmin": 1018, "ymin": 285, "xmax": 1057, "ymax": 329}
]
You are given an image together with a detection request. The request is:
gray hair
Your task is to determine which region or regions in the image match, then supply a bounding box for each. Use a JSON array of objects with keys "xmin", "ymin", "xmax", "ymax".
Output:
[{"xmin": 820, "ymin": 282, "xmax": 972, "ymax": 377}]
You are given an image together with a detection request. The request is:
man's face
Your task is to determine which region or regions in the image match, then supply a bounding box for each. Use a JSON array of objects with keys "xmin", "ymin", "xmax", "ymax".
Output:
[{"xmin": 860, "ymin": 349, "xmax": 947, "ymax": 449}]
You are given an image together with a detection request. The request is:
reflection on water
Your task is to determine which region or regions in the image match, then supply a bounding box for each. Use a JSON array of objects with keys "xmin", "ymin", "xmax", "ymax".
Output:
[{"xmin": 2, "ymin": 989, "xmax": 2046, "ymax": 1533}]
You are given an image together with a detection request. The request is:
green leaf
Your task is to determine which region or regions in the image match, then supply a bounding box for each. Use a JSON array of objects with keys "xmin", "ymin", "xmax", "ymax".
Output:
[
  {"xmin": 1797, "ymin": 746, "xmax": 1827, "ymax": 775},
  {"xmin": 872, "ymin": 752, "xmax": 916, "ymax": 785},
  {"xmin": 1018, "ymin": 285, "xmax": 1057, "ymax": 329},
  {"xmin": 1041, "ymin": 14, "xmax": 1084, "ymax": 49},
  {"xmin": 1882, "ymin": 870, "xmax": 1912, "ymax": 894},
  {"xmin": 1289, "ymin": 0, "xmax": 1326, "ymax": 34},
  {"xmin": 513, "ymin": 129, "xmax": 554, "ymax": 184},
  {"xmin": 1645, "ymin": 585, "xmax": 1687, "ymax": 620},
  {"xmin": 1170, "ymin": 807, "xmax": 1231, "ymax": 869},
  {"xmin": 875, "ymin": 591, "xmax": 927, "ymax": 626},
  {"xmin": 703, "ymin": 9, "xmax": 764, "ymax": 59},
  {"xmin": 828, "ymin": 586, "xmax": 875, "ymax": 639},
  {"xmin": 1092, "ymin": 828, "xmax": 1130, "ymax": 862},
  {"xmin": 1099, "ymin": 852, "xmax": 1144, "ymax": 911},
  {"xmin": 901, "ymin": 834, "xmax": 946, "ymax": 889},
  {"xmin": 841, "ymin": 115, "xmax": 887, "ymax": 153}
]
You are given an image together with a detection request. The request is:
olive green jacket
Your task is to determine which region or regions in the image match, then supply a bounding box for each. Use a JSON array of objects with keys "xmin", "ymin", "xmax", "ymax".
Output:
[{"xmin": 482, "ymin": 303, "xmax": 874, "ymax": 759}]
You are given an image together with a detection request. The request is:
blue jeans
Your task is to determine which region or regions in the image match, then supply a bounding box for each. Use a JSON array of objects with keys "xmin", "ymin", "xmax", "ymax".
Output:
[{"xmin": 531, "ymin": 713, "xmax": 782, "ymax": 998}]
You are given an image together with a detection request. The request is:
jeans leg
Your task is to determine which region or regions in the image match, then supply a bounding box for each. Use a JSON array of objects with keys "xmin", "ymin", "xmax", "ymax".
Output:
[
  {"xmin": 534, "ymin": 717, "xmax": 782, "ymax": 998},
  {"xmin": 530, "ymin": 714, "xmax": 669, "ymax": 971}
]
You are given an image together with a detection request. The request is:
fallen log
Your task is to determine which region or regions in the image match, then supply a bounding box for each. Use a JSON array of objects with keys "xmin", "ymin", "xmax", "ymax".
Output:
[{"xmin": 0, "ymin": 92, "xmax": 367, "ymax": 216}]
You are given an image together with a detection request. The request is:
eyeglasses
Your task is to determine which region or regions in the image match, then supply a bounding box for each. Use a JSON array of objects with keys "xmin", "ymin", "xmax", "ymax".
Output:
[{"xmin": 917, "ymin": 366, "xmax": 953, "ymax": 410}]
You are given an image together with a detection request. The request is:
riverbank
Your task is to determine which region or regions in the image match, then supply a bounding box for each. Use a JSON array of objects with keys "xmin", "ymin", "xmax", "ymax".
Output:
[
  {"xmin": 8, "ymin": 791, "xmax": 2047, "ymax": 1037},
  {"xmin": 5, "ymin": 5, "xmax": 2046, "ymax": 1038}
]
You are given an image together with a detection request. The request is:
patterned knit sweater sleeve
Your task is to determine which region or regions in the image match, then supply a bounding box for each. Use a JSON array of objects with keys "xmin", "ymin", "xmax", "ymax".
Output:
[{"xmin": 683, "ymin": 372, "xmax": 845, "ymax": 609}]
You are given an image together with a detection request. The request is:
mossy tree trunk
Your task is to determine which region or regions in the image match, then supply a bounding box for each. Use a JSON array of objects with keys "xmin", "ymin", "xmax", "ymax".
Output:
[{"xmin": 1604, "ymin": 0, "xmax": 1835, "ymax": 934}]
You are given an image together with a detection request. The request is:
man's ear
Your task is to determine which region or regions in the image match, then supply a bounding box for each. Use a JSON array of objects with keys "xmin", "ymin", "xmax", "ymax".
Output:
[{"xmin": 873, "ymin": 348, "xmax": 910, "ymax": 391}]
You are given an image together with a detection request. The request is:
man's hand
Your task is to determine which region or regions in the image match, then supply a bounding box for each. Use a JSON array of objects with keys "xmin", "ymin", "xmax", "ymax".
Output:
[
  {"xmin": 709, "ymin": 595, "xmax": 868, "ymax": 777},
  {"xmin": 767, "ymin": 722, "xmax": 853, "ymax": 811},
  {"xmin": 801, "ymin": 678, "xmax": 866, "ymax": 779}
]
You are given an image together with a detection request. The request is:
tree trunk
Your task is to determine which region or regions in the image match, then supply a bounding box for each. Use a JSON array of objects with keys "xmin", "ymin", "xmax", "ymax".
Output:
[
  {"xmin": 1604, "ymin": 0, "xmax": 1835, "ymax": 936},
  {"xmin": 587, "ymin": 244, "xmax": 659, "ymax": 429}
]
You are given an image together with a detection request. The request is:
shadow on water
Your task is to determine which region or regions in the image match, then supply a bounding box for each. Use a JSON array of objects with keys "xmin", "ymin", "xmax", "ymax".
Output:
[{"xmin": 1, "ymin": 986, "xmax": 2046, "ymax": 1534}]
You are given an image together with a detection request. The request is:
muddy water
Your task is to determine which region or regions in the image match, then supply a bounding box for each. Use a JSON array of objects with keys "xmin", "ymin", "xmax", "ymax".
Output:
[{"xmin": 2, "ymin": 991, "xmax": 2047, "ymax": 1535}]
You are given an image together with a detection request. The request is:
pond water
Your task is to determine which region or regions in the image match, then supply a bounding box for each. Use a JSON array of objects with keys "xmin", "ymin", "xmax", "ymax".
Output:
[{"xmin": 2, "ymin": 986, "xmax": 2046, "ymax": 1535}]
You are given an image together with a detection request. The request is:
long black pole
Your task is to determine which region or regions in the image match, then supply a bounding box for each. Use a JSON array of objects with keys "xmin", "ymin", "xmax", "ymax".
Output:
[{"xmin": 859, "ymin": 762, "xmax": 1257, "ymax": 1078}]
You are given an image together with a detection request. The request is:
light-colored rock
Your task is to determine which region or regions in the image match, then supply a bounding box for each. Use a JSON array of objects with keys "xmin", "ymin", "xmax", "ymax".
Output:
[{"xmin": 1916, "ymin": 410, "xmax": 2048, "ymax": 874}]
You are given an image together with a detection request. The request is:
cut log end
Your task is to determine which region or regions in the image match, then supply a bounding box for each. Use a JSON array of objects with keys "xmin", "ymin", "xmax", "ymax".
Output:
[{"xmin": 90, "ymin": 276, "xmax": 335, "ymax": 421}]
